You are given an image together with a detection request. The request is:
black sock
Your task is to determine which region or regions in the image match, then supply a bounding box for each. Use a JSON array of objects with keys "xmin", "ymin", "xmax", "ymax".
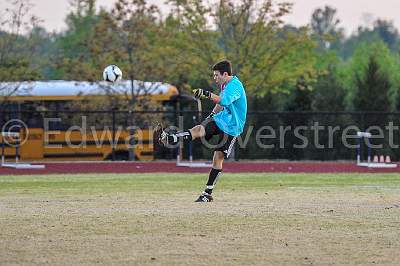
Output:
[
  {"xmin": 204, "ymin": 168, "xmax": 222, "ymax": 195},
  {"xmin": 176, "ymin": 130, "xmax": 192, "ymax": 141},
  {"xmin": 168, "ymin": 130, "xmax": 192, "ymax": 144},
  {"xmin": 167, "ymin": 134, "xmax": 178, "ymax": 145}
]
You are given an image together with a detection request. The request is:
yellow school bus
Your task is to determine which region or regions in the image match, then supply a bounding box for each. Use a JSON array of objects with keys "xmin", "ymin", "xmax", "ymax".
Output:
[{"xmin": 0, "ymin": 80, "xmax": 178, "ymax": 161}]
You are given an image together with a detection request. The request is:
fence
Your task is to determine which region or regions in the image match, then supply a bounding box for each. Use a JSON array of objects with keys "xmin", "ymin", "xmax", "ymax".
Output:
[{"xmin": 1, "ymin": 110, "xmax": 400, "ymax": 161}]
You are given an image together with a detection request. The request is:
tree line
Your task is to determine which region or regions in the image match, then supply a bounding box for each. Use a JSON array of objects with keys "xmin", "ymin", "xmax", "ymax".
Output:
[{"xmin": 1, "ymin": 0, "xmax": 400, "ymax": 112}]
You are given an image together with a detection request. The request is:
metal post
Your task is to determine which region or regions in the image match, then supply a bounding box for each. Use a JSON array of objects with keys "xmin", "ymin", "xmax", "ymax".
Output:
[
  {"xmin": 189, "ymin": 141, "xmax": 193, "ymax": 163},
  {"xmin": 367, "ymin": 137, "xmax": 371, "ymax": 165},
  {"xmin": 15, "ymin": 135, "xmax": 19, "ymax": 164},
  {"xmin": 112, "ymin": 110, "xmax": 116, "ymax": 161},
  {"xmin": 177, "ymin": 107, "xmax": 185, "ymax": 163},
  {"xmin": 1, "ymin": 136, "xmax": 4, "ymax": 165},
  {"xmin": 128, "ymin": 110, "xmax": 135, "ymax": 161},
  {"xmin": 196, "ymin": 99, "xmax": 202, "ymax": 121},
  {"xmin": 357, "ymin": 136, "xmax": 361, "ymax": 165},
  {"xmin": 177, "ymin": 97, "xmax": 183, "ymax": 163}
]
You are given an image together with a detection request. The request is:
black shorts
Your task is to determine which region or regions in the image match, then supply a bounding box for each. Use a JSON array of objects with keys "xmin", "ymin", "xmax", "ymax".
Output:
[{"xmin": 201, "ymin": 118, "xmax": 237, "ymax": 158}]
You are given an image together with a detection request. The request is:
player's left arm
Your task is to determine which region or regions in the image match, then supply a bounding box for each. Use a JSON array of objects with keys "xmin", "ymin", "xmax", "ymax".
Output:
[{"xmin": 193, "ymin": 88, "xmax": 220, "ymax": 103}]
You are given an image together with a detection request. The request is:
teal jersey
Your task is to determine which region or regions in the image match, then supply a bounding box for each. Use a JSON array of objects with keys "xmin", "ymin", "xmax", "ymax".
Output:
[{"xmin": 213, "ymin": 76, "xmax": 247, "ymax": 137}]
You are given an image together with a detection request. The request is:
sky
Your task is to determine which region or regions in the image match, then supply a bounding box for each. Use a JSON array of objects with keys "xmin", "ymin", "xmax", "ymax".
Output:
[{"xmin": 2, "ymin": 0, "xmax": 400, "ymax": 36}]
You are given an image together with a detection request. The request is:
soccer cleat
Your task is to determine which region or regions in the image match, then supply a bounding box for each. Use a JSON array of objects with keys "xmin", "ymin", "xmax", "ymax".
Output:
[
  {"xmin": 160, "ymin": 131, "xmax": 170, "ymax": 146},
  {"xmin": 153, "ymin": 123, "xmax": 167, "ymax": 146},
  {"xmin": 194, "ymin": 192, "xmax": 213, "ymax": 202}
]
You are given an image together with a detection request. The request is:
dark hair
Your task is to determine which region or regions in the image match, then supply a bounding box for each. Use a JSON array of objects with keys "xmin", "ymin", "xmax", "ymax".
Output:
[{"xmin": 212, "ymin": 60, "xmax": 232, "ymax": 76}]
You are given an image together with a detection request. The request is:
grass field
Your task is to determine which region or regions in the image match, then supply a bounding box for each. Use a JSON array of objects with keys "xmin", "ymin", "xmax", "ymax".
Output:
[{"xmin": 1, "ymin": 173, "xmax": 400, "ymax": 265}]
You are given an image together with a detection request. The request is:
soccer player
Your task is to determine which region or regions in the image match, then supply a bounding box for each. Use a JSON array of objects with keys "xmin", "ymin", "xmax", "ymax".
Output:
[{"xmin": 154, "ymin": 60, "xmax": 247, "ymax": 202}]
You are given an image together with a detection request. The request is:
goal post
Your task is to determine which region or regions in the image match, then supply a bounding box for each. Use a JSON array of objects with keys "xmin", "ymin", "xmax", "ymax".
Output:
[
  {"xmin": 356, "ymin": 131, "xmax": 397, "ymax": 168},
  {"xmin": 1, "ymin": 132, "xmax": 45, "ymax": 169}
]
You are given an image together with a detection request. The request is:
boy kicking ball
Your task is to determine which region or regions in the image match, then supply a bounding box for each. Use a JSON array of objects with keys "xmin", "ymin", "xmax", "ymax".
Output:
[{"xmin": 154, "ymin": 60, "xmax": 247, "ymax": 202}]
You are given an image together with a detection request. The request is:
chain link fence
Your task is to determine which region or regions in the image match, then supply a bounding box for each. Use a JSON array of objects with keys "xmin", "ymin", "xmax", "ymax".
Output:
[{"xmin": 1, "ymin": 110, "xmax": 400, "ymax": 161}]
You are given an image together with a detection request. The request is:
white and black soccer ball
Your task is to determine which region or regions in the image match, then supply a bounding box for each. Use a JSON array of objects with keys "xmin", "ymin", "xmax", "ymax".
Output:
[{"xmin": 103, "ymin": 65, "xmax": 122, "ymax": 83}]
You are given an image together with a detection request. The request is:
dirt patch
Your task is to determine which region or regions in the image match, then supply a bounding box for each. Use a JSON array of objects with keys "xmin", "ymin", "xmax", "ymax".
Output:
[{"xmin": 1, "ymin": 187, "xmax": 399, "ymax": 265}]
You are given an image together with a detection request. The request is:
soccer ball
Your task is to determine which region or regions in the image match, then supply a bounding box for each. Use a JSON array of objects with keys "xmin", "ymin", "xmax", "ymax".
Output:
[{"xmin": 103, "ymin": 65, "xmax": 122, "ymax": 82}]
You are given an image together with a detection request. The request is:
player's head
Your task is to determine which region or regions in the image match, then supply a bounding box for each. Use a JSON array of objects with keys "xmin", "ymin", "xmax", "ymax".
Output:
[{"xmin": 212, "ymin": 60, "xmax": 232, "ymax": 86}]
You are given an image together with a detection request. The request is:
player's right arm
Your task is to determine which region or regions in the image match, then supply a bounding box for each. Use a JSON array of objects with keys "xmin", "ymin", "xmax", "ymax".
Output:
[
  {"xmin": 212, "ymin": 104, "xmax": 223, "ymax": 114},
  {"xmin": 205, "ymin": 104, "xmax": 223, "ymax": 119},
  {"xmin": 193, "ymin": 89, "xmax": 224, "ymax": 118}
]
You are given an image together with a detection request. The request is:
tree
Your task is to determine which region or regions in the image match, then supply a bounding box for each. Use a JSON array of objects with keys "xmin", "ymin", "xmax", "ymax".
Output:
[
  {"xmin": 373, "ymin": 19, "xmax": 399, "ymax": 50},
  {"xmin": 339, "ymin": 41, "xmax": 400, "ymax": 110},
  {"xmin": 0, "ymin": 0, "xmax": 42, "ymax": 114},
  {"xmin": 338, "ymin": 19, "xmax": 400, "ymax": 59},
  {"xmin": 160, "ymin": 0, "xmax": 219, "ymax": 93},
  {"xmin": 352, "ymin": 55, "xmax": 393, "ymax": 152},
  {"xmin": 166, "ymin": 0, "xmax": 318, "ymax": 97},
  {"xmin": 0, "ymin": 0, "xmax": 42, "ymax": 84},
  {"xmin": 53, "ymin": 0, "xmax": 102, "ymax": 80},
  {"xmin": 311, "ymin": 66, "xmax": 346, "ymax": 111},
  {"xmin": 310, "ymin": 5, "xmax": 344, "ymax": 51},
  {"xmin": 109, "ymin": 0, "xmax": 165, "ymax": 105},
  {"xmin": 353, "ymin": 56, "xmax": 390, "ymax": 111},
  {"xmin": 285, "ymin": 77, "xmax": 313, "ymax": 111}
]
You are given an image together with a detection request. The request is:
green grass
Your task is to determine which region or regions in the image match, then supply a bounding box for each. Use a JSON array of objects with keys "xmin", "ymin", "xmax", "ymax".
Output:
[{"xmin": 0, "ymin": 173, "xmax": 399, "ymax": 195}]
